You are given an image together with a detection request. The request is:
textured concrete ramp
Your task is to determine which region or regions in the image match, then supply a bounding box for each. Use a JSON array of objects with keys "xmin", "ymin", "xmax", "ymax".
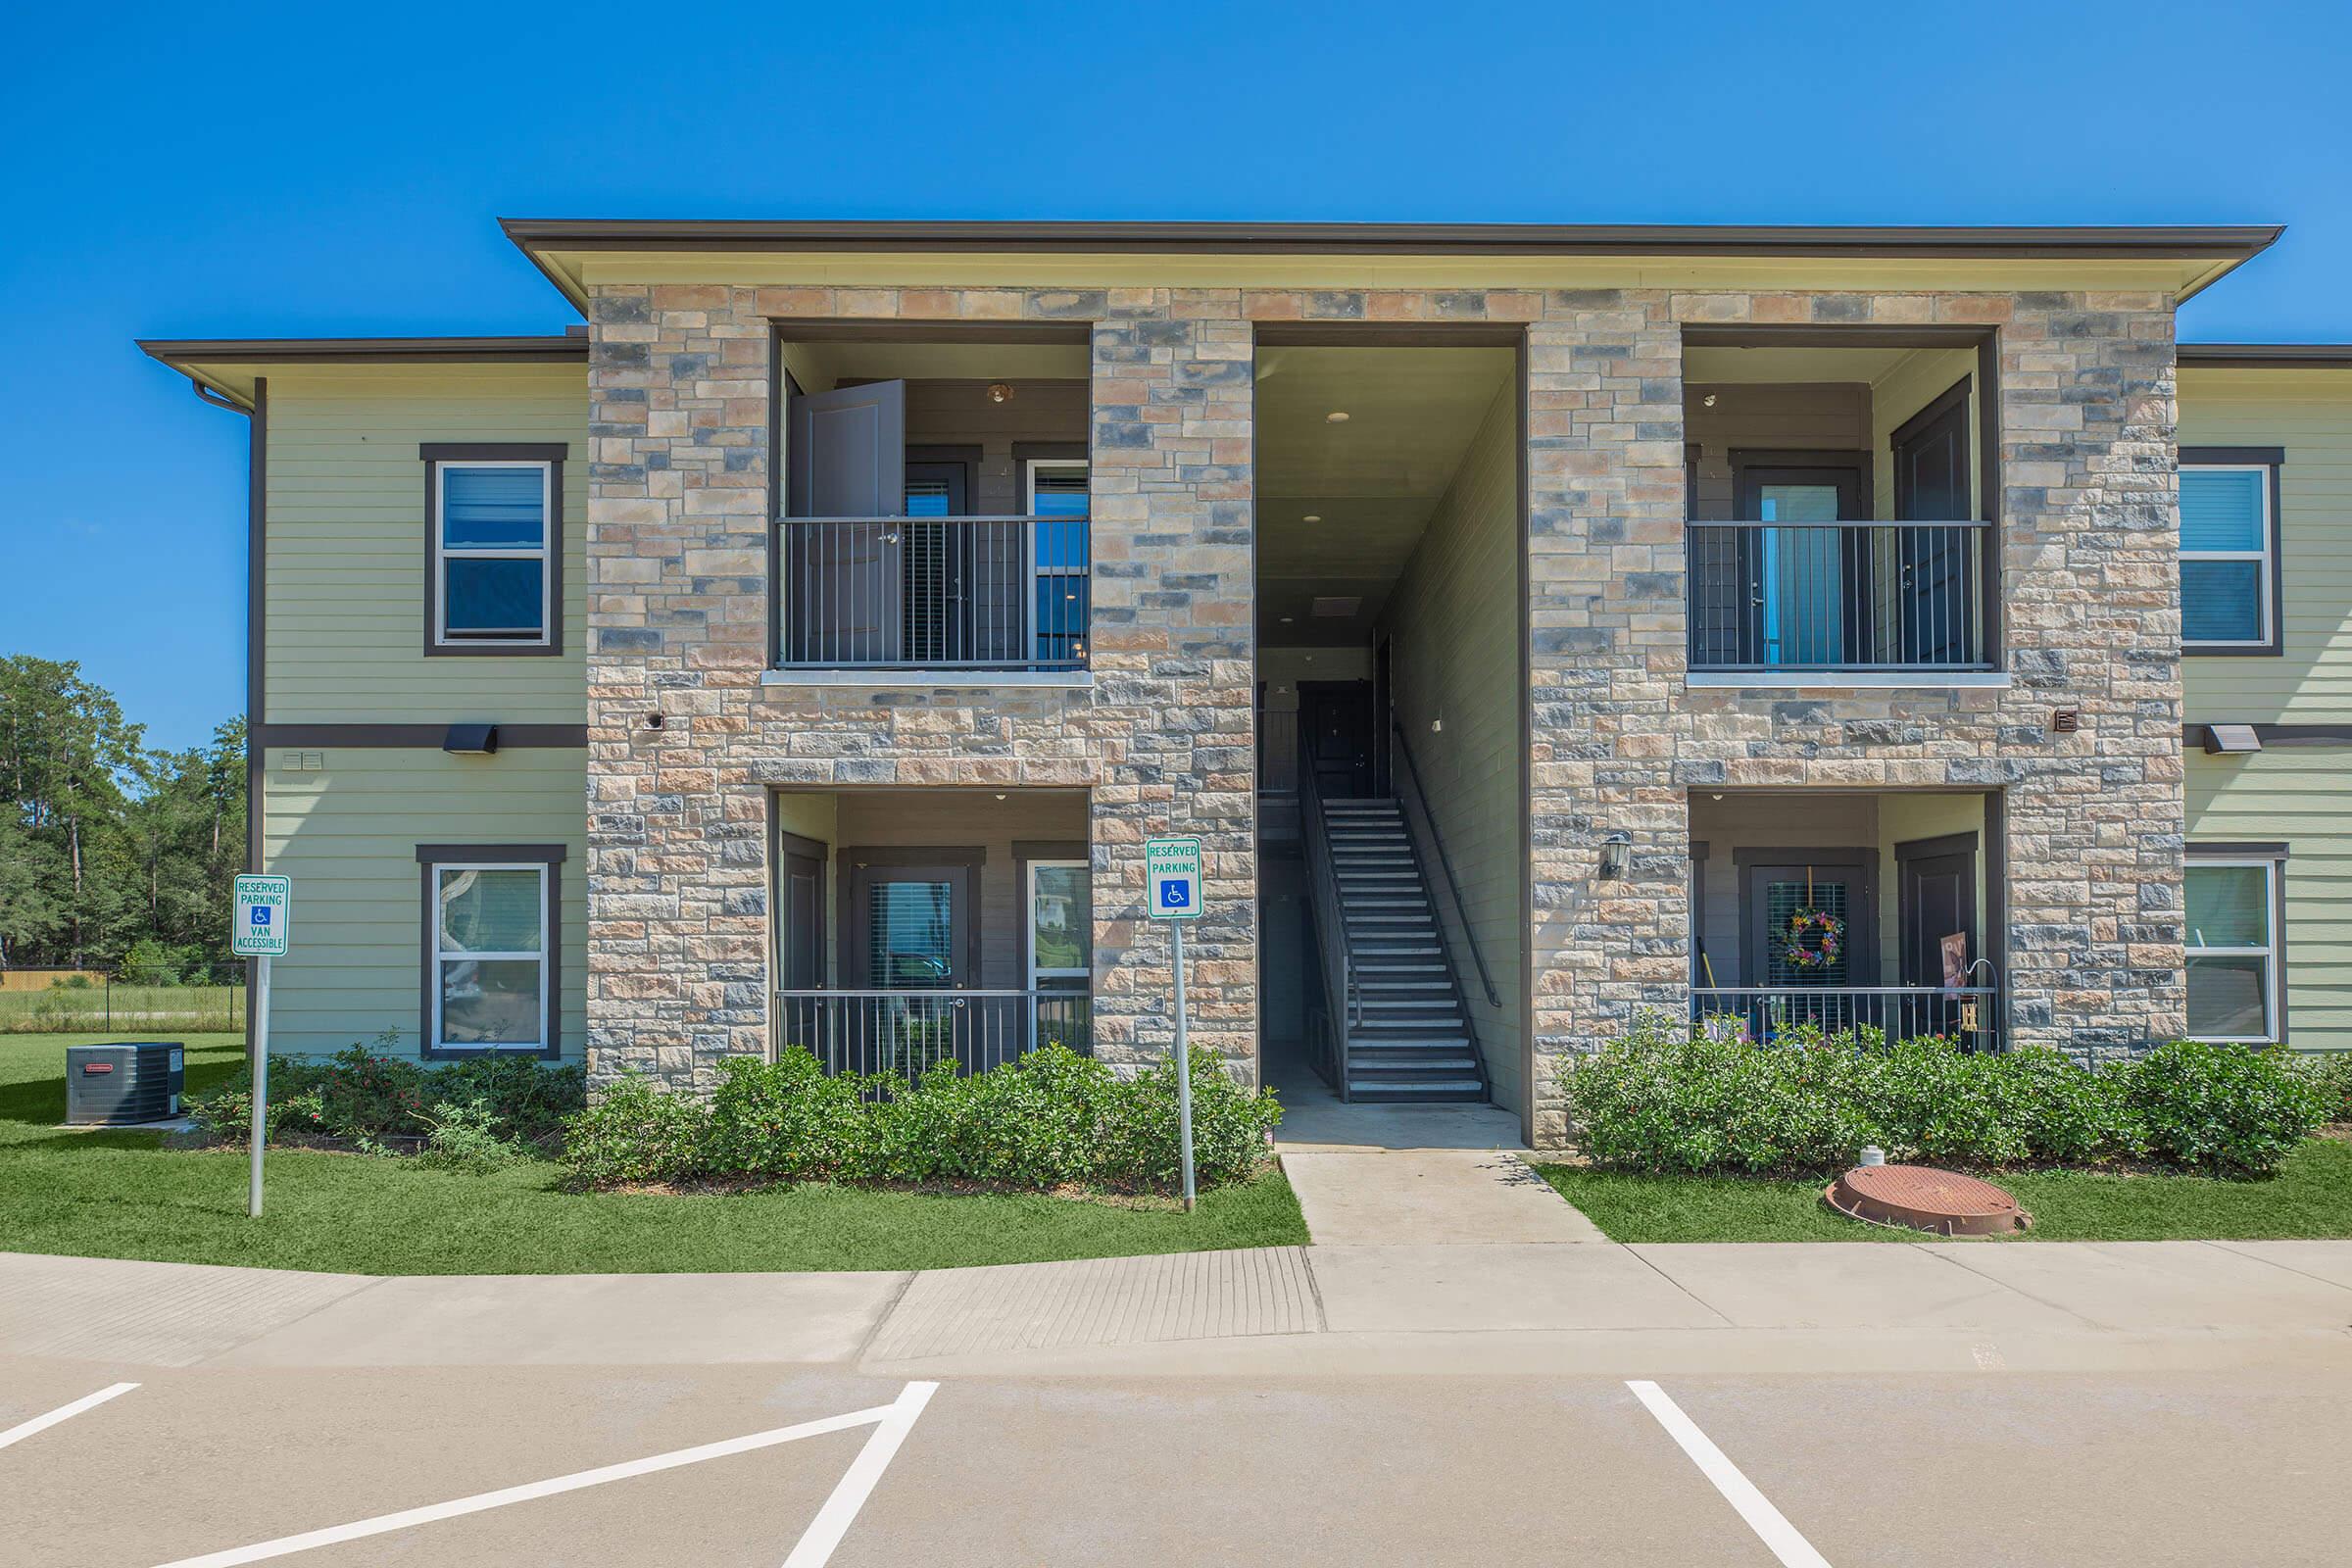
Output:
[
  {"xmin": 0, "ymin": 1252, "xmax": 371, "ymax": 1367},
  {"xmin": 1283, "ymin": 1150, "xmax": 1608, "ymax": 1245},
  {"xmin": 866, "ymin": 1247, "xmax": 1318, "ymax": 1361}
]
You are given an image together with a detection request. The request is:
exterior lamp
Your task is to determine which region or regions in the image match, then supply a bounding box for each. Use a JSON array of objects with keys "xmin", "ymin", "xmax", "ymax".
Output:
[{"xmin": 1597, "ymin": 831, "xmax": 1632, "ymax": 881}]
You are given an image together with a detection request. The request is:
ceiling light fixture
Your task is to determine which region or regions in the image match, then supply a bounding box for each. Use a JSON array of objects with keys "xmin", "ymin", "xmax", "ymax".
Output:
[
  {"xmin": 1325, "ymin": 411, "xmax": 1349, "ymax": 423},
  {"xmin": 1302, "ymin": 514, "xmax": 1321, "ymax": 523},
  {"xmin": 987, "ymin": 382, "xmax": 1014, "ymax": 404}
]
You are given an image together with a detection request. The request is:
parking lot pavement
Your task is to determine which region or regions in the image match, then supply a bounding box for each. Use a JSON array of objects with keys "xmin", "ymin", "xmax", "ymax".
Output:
[{"xmin": 6, "ymin": 1357, "xmax": 2350, "ymax": 1565}]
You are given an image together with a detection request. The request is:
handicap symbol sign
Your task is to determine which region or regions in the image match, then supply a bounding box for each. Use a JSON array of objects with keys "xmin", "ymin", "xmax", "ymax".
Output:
[
  {"xmin": 1145, "ymin": 838, "xmax": 1201, "ymax": 921},
  {"xmin": 251, "ymin": 906, "xmax": 271, "ymax": 927}
]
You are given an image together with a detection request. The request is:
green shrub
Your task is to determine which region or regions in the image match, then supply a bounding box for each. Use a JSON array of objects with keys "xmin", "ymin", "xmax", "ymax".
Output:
[
  {"xmin": 433, "ymin": 1054, "xmax": 586, "ymax": 1144},
  {"xmin": 705, "ymin": 1050, "xmax": 868, "ymax": 1181},
  {"xmin": 1565, "ymin": 1015, "xmax": 2319, "ymax": 1178},
  {"xmin": 413, "ymin": 1098, "xmax": 529, "ymax": 1174},
  {"xmin": 2303, "ymin": 1052, "xmax": 2352, "ymax": 1125},
  {"xmin": 2128, "ymin": 1040, "xmax": 2327, "ymax": 1175},
  {"xmin": 559, "ymin": 1074, "xmax": 709, "ymax": 1189},
  {"xmin": 560, "ymin": 1045, "xmax": 1280, "ymax": 1195},
  {"xmin": 181, "ymin": 1039, "xmax": 584, "ymax": 1155},
  {"xmin": 186, "ymin": 1077, "xmax": 327, "ymax": 1144}
]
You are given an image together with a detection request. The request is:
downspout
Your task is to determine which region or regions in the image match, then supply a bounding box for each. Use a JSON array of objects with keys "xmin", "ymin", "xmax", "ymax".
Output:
[{"xmin": 183, "ymin": 372, "xmax": 264, "ymax": 1057}]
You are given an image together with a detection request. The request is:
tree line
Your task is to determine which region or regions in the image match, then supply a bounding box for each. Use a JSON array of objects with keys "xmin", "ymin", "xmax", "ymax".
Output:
[{"xmin": 0, "ymin": 655, "xmax": 246, "ymax": 982}]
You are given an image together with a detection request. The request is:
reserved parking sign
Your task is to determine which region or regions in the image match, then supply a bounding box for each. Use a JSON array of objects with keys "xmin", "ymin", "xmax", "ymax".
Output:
[
  {"xmin": 231, "ymin": 874, "xmax": 292, "ymax": 957},
  {"xmin": 1145, "ymin": 838, "xmax": 1201, "ymax": 920}
]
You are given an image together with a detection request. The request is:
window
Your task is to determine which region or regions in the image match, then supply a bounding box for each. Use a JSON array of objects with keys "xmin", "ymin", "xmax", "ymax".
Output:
[
  {"xmin": 1025, "ymin": 856, "xmax": 1091, "ymax": 1053},
  {"xmin": 416, "ymin": 846, "xmax": 564, "ymax": 1056},
  {"xmin": 1024, "ymin": 458, "xmax": 1090, "ymax": 667},
  {"xmin": 1027, "ymin": 859, "xmax": 1090, "ymax": 993},
  {"xmin": 423, "ymin": 444, "xmax": 565, "ymax": 655},
  {"xmin": 2180, "ymin": 450, "xmax": 2282, "ymax": 654},
  {"xmin": 2186, "ymin": 849, "xmax": 2284, "ymax": 1043}
]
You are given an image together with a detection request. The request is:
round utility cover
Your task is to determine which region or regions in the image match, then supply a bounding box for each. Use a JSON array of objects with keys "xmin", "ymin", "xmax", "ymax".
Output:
[{"xmin": 1824, "ymin": 1163, "xmax": 2031, "ymax": 1237}]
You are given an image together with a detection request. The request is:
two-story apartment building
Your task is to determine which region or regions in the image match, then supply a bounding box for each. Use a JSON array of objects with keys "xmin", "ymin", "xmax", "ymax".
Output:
[{"xmin": 142, "ymin": 219, "xmax": 2348, "ymax": 1150}]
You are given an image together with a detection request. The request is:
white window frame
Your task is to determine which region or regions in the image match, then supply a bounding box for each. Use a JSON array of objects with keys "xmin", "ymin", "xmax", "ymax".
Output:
[
  {"xmin": 433, "ymin": 460, "xmax": 554, "ymax": 648},
  {"xmin": 2184, "ymin": 854, "xmax": 2282, "ymax": 1045},
  {"xmin": 2180, "ymin": 462, "xmax": 2275, "ymax": 652},
  {"xmin": 1023, "ymin": 459, "xmax": 1089, "ymax": 665},
  {"xmin": 430, "ymin": 861, "xmax": 551, "ymax": 1053},
  {"xmin": 1025, "ymin": 858, "xmax": 1090, "ymax": 992}
]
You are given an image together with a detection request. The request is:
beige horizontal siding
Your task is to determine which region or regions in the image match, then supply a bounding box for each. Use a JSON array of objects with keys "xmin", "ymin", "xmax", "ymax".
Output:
[
  {"xmin": 2180, "ymin": 368, "xmax": 2352, "ymax": 722},
  {"xmin": 258, "ymin": 747, "xmax": 588, "ymax": 1059},
  {"xmin": 263, "ymin": 365, "xmax": 588, "ymax": 724},
  {"xmin": 2187, "ymin": 749, "xmax": 2352, "ymax": 1051}
]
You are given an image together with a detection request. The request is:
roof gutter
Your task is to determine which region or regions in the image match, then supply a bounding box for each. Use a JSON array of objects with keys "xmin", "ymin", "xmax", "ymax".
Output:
[
  {"xmin": 2180, "ymin": 343, "xmax": 2352, "ymax": 368},
  {"xmin": 499, "ymin": 218, "xmax": 2285, "ymax": 260}
]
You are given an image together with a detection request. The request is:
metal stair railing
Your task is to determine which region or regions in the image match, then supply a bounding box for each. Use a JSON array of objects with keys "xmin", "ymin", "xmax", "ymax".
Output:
[{"xmin": 1297, "ymin": 712, "xmax": 1361, "ymax": 1101}]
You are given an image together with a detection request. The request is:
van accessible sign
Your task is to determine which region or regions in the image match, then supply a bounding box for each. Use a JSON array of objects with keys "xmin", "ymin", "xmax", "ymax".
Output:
[
  {"xmin": 230, "ymin": 875, "xmax": 291, "ymax": 957},
  {"xmin": 1145, "ymin": 838, "xmax": 1201, "ymax": 920}
]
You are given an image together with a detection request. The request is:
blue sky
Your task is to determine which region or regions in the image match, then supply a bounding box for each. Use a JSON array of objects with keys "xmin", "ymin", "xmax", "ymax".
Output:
[{"xmin": 9, "ymin": 0, "xmax": 2348, "ymax": 750}]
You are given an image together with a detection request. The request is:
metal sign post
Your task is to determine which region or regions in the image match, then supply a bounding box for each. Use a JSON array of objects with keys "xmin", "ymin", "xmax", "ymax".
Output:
[
  {"xmin": 1145, "ymin": 838, "xmax": 1203, "ymax": 1212},
  {"xmin": 231, "ymin": 874, "xmax": 291, "ymax": 1219}
]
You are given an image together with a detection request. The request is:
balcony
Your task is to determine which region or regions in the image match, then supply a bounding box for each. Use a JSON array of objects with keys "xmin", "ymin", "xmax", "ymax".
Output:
[
  {"xmin": 773, "ymin": 989, "xmax": 1093, "ymax": 1075},
  {"xmin": 1686, "ymin": 518, "xmax": 1991, "ymax": 673},
  {"xmin": 776, "ymin": 514, "xmax": 1089, "ymax": 674},
  {"xmin": 1681, "ymin": 324, "xmax": 1997, "ymax": 679},
  {"xmin": 769, "ymin": 326, "xmax": 1092, "ymax": 681}
]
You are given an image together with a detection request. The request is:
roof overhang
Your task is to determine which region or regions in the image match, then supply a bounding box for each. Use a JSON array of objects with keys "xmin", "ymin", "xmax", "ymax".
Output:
[
  {"xmin": 137, "ymin": 333, "xmax": 588, "ymax": 410},
  {"xmin": 502, "ymin": 219, "xmax": 2281, "ymax": 314},
  {"xmin": 2179, "ymin": 343, "xmax": 2352, "ymax": 369}
]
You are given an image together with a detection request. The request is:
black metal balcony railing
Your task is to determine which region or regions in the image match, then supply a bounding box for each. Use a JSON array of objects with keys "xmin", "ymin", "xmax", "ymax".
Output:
[
  {"xmin": 1690, "ymin": 985, "xmax": 2003, "ymax": 1050},
  {"xmin": 1686, "ymin": 520, "xmax": 1991, "ymax": 672},
  {"xmin": 777, "ymin": 515, "xmax": 1089, "ymax": 671},
  {"xmin": 773, "ymin": 989, "xmax": 1092, "ymax": 1076}
]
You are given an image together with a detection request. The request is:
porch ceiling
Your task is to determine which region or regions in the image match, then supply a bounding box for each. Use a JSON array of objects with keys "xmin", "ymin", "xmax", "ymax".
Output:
[{"xmin": 1254, "ymin": 345, "xmax": 1512, "ymax": 646}]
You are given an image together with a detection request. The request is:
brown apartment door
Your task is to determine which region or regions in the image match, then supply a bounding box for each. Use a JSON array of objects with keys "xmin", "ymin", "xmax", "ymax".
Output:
[
  {"xmin": 785, "ymin": 379, "xmax": 906, "ymax": 663},
  {"xmin": 1890, "ymin": 378, "xmax": 1974, "ymax": 665},
  {"xmin": 1299, "ymin": 681, "xmax": 1375, "ymax": 800},
  {"xmin": 777, "ymin": 831, "xmax": 828, "ymax": 990},
  {"xmin": 1896, "ymin": 832, "xmax": 1978, "ymax": 988}
]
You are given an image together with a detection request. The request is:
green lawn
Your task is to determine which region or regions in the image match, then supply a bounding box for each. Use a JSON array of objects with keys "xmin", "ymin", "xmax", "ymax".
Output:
[
  {"xmin": 0, "ymin": 1032, "xmax": 1306, "ymax": 1275},
  {"xmin": 1538, "ymin": 1140, "xmax": 2352, "ymax": 1244}
]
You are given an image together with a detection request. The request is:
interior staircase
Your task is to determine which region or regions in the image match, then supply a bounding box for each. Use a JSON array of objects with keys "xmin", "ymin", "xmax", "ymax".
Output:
[{"xmin": 1313, "ymin": 798, "xmax": 1490, "ymax": 1103}]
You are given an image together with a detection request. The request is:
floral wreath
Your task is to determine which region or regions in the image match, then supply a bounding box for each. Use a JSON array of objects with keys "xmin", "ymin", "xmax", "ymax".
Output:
[{"xmin": 1783, "ymin": 907, "xmax": 1843, "ymax": 971}]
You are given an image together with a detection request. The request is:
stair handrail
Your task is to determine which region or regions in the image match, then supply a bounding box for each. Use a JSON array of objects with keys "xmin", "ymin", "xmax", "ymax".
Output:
[
  {"xmin": 1389, "ymin": 719, "xmax": 1503, "ymax": 1009},
  {"xmin": 1297, "ymin": 712, "xmax": 1361, "ymax": 1100}
]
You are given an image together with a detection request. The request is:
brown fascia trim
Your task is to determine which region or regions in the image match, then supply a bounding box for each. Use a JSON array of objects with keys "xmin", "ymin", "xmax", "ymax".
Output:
[
  {"xmin": 2180, "ymin": 343, "xmax": 2352, "ymax": 368},
  {"xmin": 139, "ymin": 334, "xmax": 588, "ymax": 365},
  {"xmin": 502, "ymin": 218, "xmax": 2283, "ymax": 260}
]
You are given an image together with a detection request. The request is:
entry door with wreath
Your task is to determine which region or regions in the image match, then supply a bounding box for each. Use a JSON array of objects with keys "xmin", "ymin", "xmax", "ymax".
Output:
[{"xmin": 1736, "ymin": 852, "xmax": 1878, "ymax": 988}]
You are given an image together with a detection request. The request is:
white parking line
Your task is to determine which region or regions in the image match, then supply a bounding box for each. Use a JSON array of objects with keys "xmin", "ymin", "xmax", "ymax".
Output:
[
  {"xmin": 1626, "ymin": 1380, "xmax": 1832, "ymax": 1568},
  {"xmin": 149, "ymin": 1382, "xmax": 941, "ymax": 1568},
  {"xmin": 783, "ymin": 1379, "xmax": 936, "ymax": 1567},
  {"xmin": 0, "ymin": 1382, "xmax": 138, "ymax": 1451}
]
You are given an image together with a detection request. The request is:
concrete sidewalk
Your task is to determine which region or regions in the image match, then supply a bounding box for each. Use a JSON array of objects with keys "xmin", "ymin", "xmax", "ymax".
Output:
[{"xmin": 10, "ymin": 1237, "xmax": 2352, "ymax": 1379}]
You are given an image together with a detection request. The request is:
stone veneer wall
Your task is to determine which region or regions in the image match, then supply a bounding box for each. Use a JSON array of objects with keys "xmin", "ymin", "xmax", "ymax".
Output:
[
  {"xmin": 1524, "ymin": 287, "xmax": 2185, "ymax": 1147},
  {"xmin": 583, "ymin": 284, "xmax": 1257, "ymax": 1092},
  {"xmin": 582, "ymin": 278, "xmax": 2186, "ymax": 1150}
]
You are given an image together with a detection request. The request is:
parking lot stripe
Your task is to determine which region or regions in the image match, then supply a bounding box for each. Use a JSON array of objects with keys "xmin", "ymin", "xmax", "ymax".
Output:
[
  {"xmin": 1626, "ymin": 1380, "xmax": 1831, "ymax": 1568},
  {"xmin": 148, "ymin": 1395, "xmax": 915, "ymax": 1568},
  {"xmin": 782, "ymin": 1380, "xmax": 937, "ymax": 1567},
  {"xmin": 0, "ymin": 1381, "xmax": 138, "ymax": 1451}
]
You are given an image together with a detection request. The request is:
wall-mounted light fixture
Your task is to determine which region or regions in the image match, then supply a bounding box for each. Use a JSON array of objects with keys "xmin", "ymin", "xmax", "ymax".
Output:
[
  {"xmin": 1597, "ymin": 830, "xmax": 1632, "ymax": 881},
  {"xmin": 986, "ymin": 382, "xmax": 1014, "ymax": 404}
]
